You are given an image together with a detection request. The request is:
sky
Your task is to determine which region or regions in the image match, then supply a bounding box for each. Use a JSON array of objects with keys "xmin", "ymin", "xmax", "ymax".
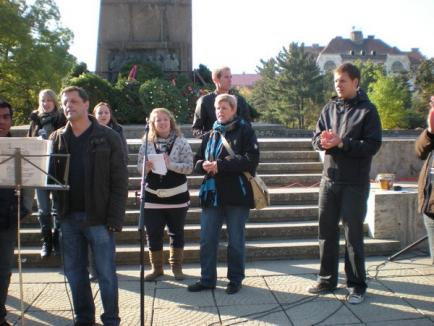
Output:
[{"xmin": 54, "ymin": 0, "xmax": 434, "ymax": 74}]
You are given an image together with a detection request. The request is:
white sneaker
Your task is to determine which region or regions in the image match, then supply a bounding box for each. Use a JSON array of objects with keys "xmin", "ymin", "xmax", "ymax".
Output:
[{"xmin": 347, "ymin": 292, "xmax": 364, "ymax": 304}]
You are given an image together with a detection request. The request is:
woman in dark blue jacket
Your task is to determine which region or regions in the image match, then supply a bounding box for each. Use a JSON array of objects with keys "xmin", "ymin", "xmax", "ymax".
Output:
[{"xmin": 188, "ymin": 94, "xmax": 259, "ymax": 295}]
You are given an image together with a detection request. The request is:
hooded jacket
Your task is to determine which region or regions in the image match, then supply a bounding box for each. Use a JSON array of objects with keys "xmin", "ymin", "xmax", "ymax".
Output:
[{"xmin": 312, "ymin": 90, "xmax": 382, "ymax": 184}]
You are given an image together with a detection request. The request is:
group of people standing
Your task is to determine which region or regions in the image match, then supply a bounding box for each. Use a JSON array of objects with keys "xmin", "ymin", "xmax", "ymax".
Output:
[{"xmin": 1, "ymin": 62, "xmax": 434, "ymax": 325}]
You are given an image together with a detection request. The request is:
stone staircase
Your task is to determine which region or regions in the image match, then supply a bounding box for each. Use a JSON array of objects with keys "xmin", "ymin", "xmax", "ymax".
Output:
[{"xmin": 15, "ymin": 124, "xmax": 401, "ymax": 267}]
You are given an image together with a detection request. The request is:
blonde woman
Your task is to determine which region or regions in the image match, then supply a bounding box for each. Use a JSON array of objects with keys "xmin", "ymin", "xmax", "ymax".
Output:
[
  {"xmin": 28, "ymin": 89, "xmax": 66, "ymax": 258},
  {"xmin": 137, "ymin": 108, "xmax": 193, "ymax": 281},
  {"xmin": 188, "ymin": 94, "xmax": 259, "ymax": 295}
]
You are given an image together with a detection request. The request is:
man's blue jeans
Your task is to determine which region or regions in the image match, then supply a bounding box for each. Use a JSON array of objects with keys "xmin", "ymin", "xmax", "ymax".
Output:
[
  {"xmin": 61, "ymin": 212, "xmax": 120, "ymax": 326},
  {"xmin": 199, "ymin": 205, "xmax": 250, "ymax": 287}
]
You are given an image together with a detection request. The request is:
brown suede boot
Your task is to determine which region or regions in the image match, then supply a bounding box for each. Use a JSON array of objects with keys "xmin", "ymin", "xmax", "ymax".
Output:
[
  {"xmin": 169, "ymin": 247, "xmax": 185, "ymax": 280},
  {"xmin": 145, "ymin": 250, "xmax": 164, "ymax": 282}
]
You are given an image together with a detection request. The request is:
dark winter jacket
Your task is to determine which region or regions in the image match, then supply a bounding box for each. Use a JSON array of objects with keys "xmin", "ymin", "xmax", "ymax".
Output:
[
  {"xmin": 49, "ymin": 116, "xmax": 128, "ymax": 231},
  {"xmin": 192, "ymin": 91, "xmax": 252, "ymax": 138},
  {"xmin": 194, "ymin": 118, "xmax": 259, "ymax": 208},
  {"xmin": 415, "ymin": 129, "xmax": 434, "ymax": 217},
  {"xmin": 312, "ymin": 90, "xmax": 382, "ymax": 184},
  {"xmin": 27, "ymin": 109, "xmax": 66, "ymax": 138}
]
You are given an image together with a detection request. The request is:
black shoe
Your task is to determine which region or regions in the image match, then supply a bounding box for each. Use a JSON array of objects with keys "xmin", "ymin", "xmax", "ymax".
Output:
[
  {"xmin": 307, "ymin": 282, "xmax": 336, "ymax": 294},
  {"xmin": 226, "ymin": 282, "xmax": 242, "ymax": 294},
  {"xmin": 40, "ymin": 241, "xmax": 52, "ymax": 258},
  {"xmin": 187, "ymin": 281, "xmax": 215, "ymax": 292},
  {"xmin": 0, "ymin": 321, "xmax": 12, "ymax": 326}
]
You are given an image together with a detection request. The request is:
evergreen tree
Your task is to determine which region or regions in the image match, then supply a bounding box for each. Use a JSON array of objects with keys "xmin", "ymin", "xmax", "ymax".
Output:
[{"xmin": 274, "ymin": 43, "xmax": 324, "ymax": 129}]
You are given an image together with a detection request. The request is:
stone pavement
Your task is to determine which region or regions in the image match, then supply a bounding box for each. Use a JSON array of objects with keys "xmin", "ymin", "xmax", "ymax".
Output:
[{"xmin": 5, "ymin": 252, "xmax": 434, "ymax": 325}]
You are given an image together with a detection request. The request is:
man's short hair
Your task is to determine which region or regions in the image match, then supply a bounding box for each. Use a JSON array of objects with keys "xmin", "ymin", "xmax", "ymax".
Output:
[
  {"xmin": 334, "ymin": 63, "xmax": 361, "ymax": 86},
  {"xmin": 0, "ymin": 99, "xmax": 13, "ymax": 118},
  {"xmin": 60, "ymin": 86, "xmax": 89, "ymax": 102},
  {"xmin": 212, "ymin": 66, "xmax": 231, "ymax": 80}
]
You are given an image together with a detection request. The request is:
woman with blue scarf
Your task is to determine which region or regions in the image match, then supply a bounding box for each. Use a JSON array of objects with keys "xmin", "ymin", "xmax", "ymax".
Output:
[{"xmin": 188, "ymin": 94, "xmax": 259, "ymax": 295}]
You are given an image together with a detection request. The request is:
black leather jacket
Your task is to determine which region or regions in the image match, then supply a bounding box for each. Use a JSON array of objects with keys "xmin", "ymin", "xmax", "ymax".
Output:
[{"xmin": 50, "ymin": 116, "xmax": 128, "ymax": 231}]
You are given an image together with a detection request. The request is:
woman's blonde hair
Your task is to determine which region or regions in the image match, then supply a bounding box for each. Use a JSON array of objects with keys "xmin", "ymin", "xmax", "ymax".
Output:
[
  {"xmin": 146, "ymin": 108, "xmax": 182, "ymax": 142},
  {"xmin": 38, "ymin": 89, "xmax": 59, "ymax": 114}
]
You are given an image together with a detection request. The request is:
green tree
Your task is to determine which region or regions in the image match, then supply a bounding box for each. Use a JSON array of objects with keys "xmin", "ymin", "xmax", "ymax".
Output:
[
  {"xmin": 274, "ymin": 43, "xmax": 324, "ymax": 129},
  {"xmin": 354, "ymin": 60, "xmax": 385, "ymax": 92},
  {"xmin": 368, "ymin": 74, "xmax": 411, "ymax": 129},
  {"xmin": 0, "ymin": 0, "xmax": 76, "ymax": 124},
  {"xmin": 415, "ymin": 58, "xmax": 434, "ymax": 101},
  {"xmin": 250, "ymin": 58, "xmax": 280, "ymax": 123}
]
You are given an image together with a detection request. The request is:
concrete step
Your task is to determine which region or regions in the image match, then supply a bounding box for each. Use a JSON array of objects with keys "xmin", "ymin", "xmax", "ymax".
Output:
[
  {"xmin": 127, "ymin": 162, "xmax": 323, "ymax": 177},
  {"xmin": 123, "ymin": 124, "xmax": 313, "ymax": 139},
  {"xmin": 128, "ymin": 174, "xmax": 322, "ymax": 189},
  {"xmin": 127, "ymin": 138, "xmax": 314, "ymax": 153},
  {"xmin": 14, "ymin": 238, "xmax": 401, "ymax": 267},
  {"xmin": 18, "ymin": 221, "xmax": 371, "ymax": 246},
  {"xmin": 128, "ymin": 150, "xmax": 320, "ymax": 165},
  {"xmin": 24, "ymin": 205, "xmax": 319, "ymax": 227},
  {"xmin": 125, "ymin": 187, "xmax": 320, "ymax": 208}
]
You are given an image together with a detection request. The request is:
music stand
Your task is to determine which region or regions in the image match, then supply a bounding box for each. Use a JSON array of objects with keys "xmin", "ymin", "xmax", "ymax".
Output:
[
  {"xmin": 0, "ymin": 142, "xmax": 69, "ymax": 326},
  {"xmin": 137, "ymin": 125, "xmax": 149, "ymax": 326}
]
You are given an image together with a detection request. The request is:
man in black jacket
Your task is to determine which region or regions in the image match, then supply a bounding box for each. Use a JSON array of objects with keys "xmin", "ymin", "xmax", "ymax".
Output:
[
  {"xmin": 0, "ymin": 100, "xmax": 29, "ymax": 326},
  {"xmin": 192, "ymin": 66, "xmax": 252, "ymax": 138},
  {"xmin": 50, "ymin": 86, "xmax": 128, "ymax": 326},
  {"xmin": 309, "ymin": 63, "xmax": 382, "ymax": 304}
]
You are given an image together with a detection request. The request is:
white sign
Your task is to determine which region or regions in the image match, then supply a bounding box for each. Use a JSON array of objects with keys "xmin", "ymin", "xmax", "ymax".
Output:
[{"xmin": 0, "ymin": 137, "xmax": 52, "ymax": 187}]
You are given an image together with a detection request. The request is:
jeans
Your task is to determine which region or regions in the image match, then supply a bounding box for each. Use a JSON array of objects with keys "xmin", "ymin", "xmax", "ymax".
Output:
[
  {"xmin": 0, "ymin": 226, "xmax": 16, "ymax": 324},
  {"xmin": 424, "ymin": 214, "xmax": 434, "ymax": 264},
  {"xmin": 36, "ymin": 189, "xmax": 59, "ymax": 233},
  {"xmin": 317, "ymin": 180, "xmax": 369, "ymax": 293},
  {"xmin": 144, "ymin": 207, "xmax": 188, "ymax": 251},
  {"xmin": 199, "ymin": 205, "xmax": 250, "ymax": 286},
  {"xmin": 61, "ymin": 212, "xmax": 120, "ymax": 326}
]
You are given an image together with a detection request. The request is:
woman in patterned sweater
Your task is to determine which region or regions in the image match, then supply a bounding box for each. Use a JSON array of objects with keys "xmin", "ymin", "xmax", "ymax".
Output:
[{"xmin": 137, "ymin": 108, "xmax": 193, "ymax": 281}]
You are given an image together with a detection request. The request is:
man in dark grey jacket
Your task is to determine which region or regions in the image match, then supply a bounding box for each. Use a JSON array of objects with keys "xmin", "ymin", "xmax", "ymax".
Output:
[
  {"xmin": 50, "ymin": 86, "xmax": 128, "ymax": 326},
  {"xmin": 309, "ymin": 63, "xmax": 382, "ymax": 304}
]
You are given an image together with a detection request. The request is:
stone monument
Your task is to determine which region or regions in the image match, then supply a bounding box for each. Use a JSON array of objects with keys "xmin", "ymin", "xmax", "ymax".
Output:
[{"xmin": 96, "ymin": 0, "xmax": 192, "ymax": 81}]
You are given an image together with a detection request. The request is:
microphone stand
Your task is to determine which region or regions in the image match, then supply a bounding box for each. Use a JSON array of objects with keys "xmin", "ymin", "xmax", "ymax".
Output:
[{"xmin": 138, "ymin": 123, "xmax": 149, "ymax": 326}]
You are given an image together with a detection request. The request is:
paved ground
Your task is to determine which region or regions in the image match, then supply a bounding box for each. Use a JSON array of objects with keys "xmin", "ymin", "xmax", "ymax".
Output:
[{"xmin": 5, "ymin": 251, "xmax": 434, "ymax": 325}]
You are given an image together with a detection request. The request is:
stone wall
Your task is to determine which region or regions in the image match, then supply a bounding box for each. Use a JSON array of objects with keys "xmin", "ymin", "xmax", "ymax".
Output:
[{"xmin": 370, "ymin": 138, "xmax": 423, "ymax": 180}]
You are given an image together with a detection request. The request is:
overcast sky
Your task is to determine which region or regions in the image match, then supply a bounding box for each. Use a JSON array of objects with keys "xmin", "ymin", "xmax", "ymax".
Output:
[{"xmin": 54, "ymin": 0, "xmax": 434, "ymax": 73}]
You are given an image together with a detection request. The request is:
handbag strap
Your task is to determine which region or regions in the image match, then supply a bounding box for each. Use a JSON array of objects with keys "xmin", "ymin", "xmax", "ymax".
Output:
[
  {"xmin": 220, "ymin": 133, "xmax": 236, "ymax": 157},
  {"xmin": 220, "ymin": 133, "xmax": 253, "ymax": 179}
]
